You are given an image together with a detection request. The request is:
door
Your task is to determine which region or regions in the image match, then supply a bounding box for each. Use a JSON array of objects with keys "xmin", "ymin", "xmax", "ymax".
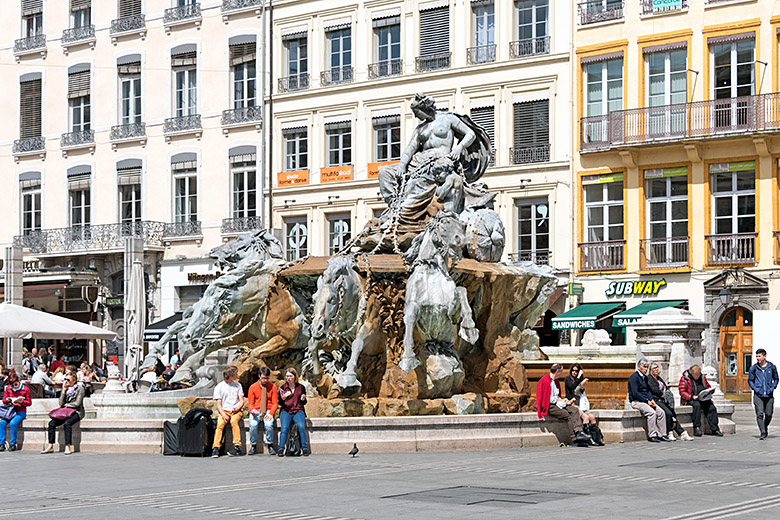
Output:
[{"xmin": 720, "ymin": 306, "xmax": 753, "ymax": 394}]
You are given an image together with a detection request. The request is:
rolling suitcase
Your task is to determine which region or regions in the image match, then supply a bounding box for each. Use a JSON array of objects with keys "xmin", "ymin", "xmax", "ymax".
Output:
[
  {"xmin": 178, "ymin": 414, "xmax": 214, "ymax": 457},
  {"xmin": 163, "ymin": 420, "xmax": 179, "ymax": 456}
]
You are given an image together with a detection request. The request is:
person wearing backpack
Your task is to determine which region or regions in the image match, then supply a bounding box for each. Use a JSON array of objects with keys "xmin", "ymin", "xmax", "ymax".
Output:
[
  {"xmin": 748, "ymin": 348, "xmax": 779, "ymax": 440},
  {"xmin": 277, "ymin": 368, "xmax": 309, "ymax": 457}
]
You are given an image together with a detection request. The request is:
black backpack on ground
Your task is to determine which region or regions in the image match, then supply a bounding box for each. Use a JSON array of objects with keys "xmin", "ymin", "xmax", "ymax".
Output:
[
  {"xmin": 178, "ymin": 410, "xmax": 222, "ymax": 457},
  {"xmin": 285, "ymin": 425, "xmax": 302, "ymax": 456}
]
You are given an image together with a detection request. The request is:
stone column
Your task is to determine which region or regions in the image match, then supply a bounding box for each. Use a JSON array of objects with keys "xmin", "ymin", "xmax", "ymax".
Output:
[{"xmin": 4, "ymin": 246, "xmax": 23, "ymax": 368}]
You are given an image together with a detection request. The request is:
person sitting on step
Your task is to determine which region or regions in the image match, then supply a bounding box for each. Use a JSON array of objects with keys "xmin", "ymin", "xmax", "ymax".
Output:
[
  {"xmin": 536, "ymin": 363, "xmax": 592, "ymax": 447},
  {"xmin": 679, "ymin": 364, "xmax": 722, "ymax": 437},
  {"xmin": 646, "ymin": 362, "xmax": 692, "ymax": 441},
  {"xmin": 248, "ymin": 366, "xmax": 279, "ymax": 455},
  {"xmin": 628, "ymin": 359, "xmax": 670, "ymax": 443},
  {"xmin": 211, "ymin": 366, "xmax": 246, "ymax": 458},
  {"xmin": 564, "ymin": 363, "xmax": 604, "ymax": 446}
]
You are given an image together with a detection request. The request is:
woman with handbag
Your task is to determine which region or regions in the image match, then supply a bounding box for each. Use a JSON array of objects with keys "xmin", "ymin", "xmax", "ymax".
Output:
[
  {"xmin": 647, "ymin": 363, "xmax": 693, "ymax": 441},
  {"xmin": 41, "ymin": 373, "xmax": 85, "ymax": 455},
  {"xmin": 564, "ymin": 364, "xmax": 605, "ymax": 446},
  {"xmin": 0, "ymin": 369, "xmax": 31, "ymax": 452},
  {"xmin": 277, "ymin": 368, "xmax": 309, "ymax": 457}
]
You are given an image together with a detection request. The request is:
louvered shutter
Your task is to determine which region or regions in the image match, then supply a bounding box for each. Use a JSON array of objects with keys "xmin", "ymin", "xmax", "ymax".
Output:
[
  {"xmin": 118, "ymin": 0, "xmax": 141, "ymax": 18},
  {"xmin": 513, "ymin": 100, "xmax": 549, "ymax": 148},
  {"xmin": 470, "ymin": 107, "xmax": 494, "ymax": 147},
  {"xmin": 118, "ymin": 61, "xmax": 141, "ymax": 75},
  {"xmin": 171, "ymin": 51, "xmax": 197, "ymax": 68},
  {"xmin": 71, "ymin": 0, "xmax": 90, "ymax": 11},
  {"xmin": 419, "ymin": 6, "xmax": 449, "ymax": 56},
  {"xmin": 22, "ymin": 0, "xmax": 43, "ymax": 15},
  {"xmin": 230, "ymin": 43, "xmax": 256, "ymax": 66},
  {"xmin": 20, "ymin": 79, "xmax": 42, "ymax": 139},
  {"xmin": 68, "ymin": 168, "xmax": 91, "ymax": 190},
  {"xmin": 117, "ymin": 167, "xmax": 141, "ymax": 185},
  {"xmin": 68, "ymin": 70, "xmax": 90, "ymax": 99}
]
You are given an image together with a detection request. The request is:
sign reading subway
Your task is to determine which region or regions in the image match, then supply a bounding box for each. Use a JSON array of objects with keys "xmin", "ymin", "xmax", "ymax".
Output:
[{"xmin": 605, "ymin": 279, "xmax": 667, "ymax": 297}]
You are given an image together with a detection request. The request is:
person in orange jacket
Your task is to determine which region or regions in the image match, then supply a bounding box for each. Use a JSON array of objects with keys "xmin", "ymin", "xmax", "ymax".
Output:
[{"xmin": 247, "ymin": 367, "xmax": 279, "ymax": 455}]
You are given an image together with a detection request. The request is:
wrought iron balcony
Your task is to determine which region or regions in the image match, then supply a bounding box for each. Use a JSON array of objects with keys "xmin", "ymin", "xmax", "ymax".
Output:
[
  {"xmin": 368, "ymin": 59, "xmax": 403, "ymax": 79},
  {"xmin": 510, "ymin": 36, "xmax": 550, "ymax": 59},
  {"xmin": 61, "ymin": 129, "xmax": 94, "ymax": 149},
  {"xmin": 321, "ymin": 67, "xmax": 354, "ymax": 86},
  {"xmin": 221, "ymin": 106, "xmax": 262, "ymax": 127},
  {"xmin": 510, "ymin": 144, "xmax": 550, "ymax": 165},
  {"xmin": 164, "ymin": 3, "xmax": 201, "ymax": 25},
  {"xmin": 13, "ymin": 136, "xmax": 46, "ymax": 155},
  {"xmin": 467, "ymin": 44, "xmax": 496, "ymax": 64},
  {"xmin": 279, "ymin": 73, "xmax": 310, "ymax": 93},
  {"xmin": 110, "ymin": 122, "xmax": 146, "ymax": 142},
  {"xmin": 579, "ymin": 240, "xmax": 625, "ymax": 272},
  {"xmin": 222, "ymin": 216, "xmax": 263, "ymax": 234},
  {"xmin": 580, "ymin": 92, "xmax": 780, "ymax": 152},
  {"xmin": 62, "ymin": 25, "xmax": 95, "ymax": 44},
  {"xmin": 641, "ymin": 0, "xmax": 688, "ymax": 14},
  {"xmin": 13, "ymin": 222, "xmax": 166, "ymax": 255},
  {"xmin": 415, "ymin": 53, "xmax": 451, "ymax": 73},
  {"xmin": 706, "ymin": 233, "xmax": 757, "ymax": 266},
  {"xmin": 110, "ymin": 14, "xmax": 146, "ymax": 35},
  {"xmin": 164, "ymin": 221, "xmax": 202, "ymax": 238},
  {"xmin": 510, "ymin": 250, "xmax": 550, "ymax": 265},
  {"xmin": 640, "ymin": 237, "xmax": 689, "ymax": 270},
  {"xmin": 14, "ymin": 34, "xmax": 46, "ymax": 55},
  {"xmin": 222, "ymin": 0, "xmax": 263, "ymax": 13},
  {"xmin": 163, "ymin": 114, "xmax": 202, "ymax": 135},
  {"xmin": 578, "ymin": 0, "xmax": 624, "ymax": 25}
]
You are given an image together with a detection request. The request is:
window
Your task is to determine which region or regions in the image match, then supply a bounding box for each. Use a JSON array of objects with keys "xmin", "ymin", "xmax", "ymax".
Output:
[
  {"xmin": 71, "ymin": 0, "xmax": 91, "ymax": 28},
  {"xmin": 584, "ymin": 58, "xmax": 623, "ymax": 143},
  {"xmin": 512, "ymin": 100, "xmax": 549, "ymax": 164},
  {"xmin": 22, "ymin": 0, "xmax": 43, "ymax": 37},
  {"xmin": 327, "ymin": 213, "xmax": 351, "ymax": 255},
  {"xmin": 173, "ymin": 166, "xmax": 197, "ymax": 223},
  {"xmin": 283, "ymin": 129, "xmax": 308, "ymax": 171},
  {"xmin": 325, "ymin": 122, "xmax": 352, "ymax": 167},
  {"xmin": 20, "ymin": 177, "xmax": 41, "ymax": 235},
  {"xmin": 646, "ymin": 49, "xmax": 686, "ymax": 135},
  {"xmin": 172, "ymin": 50, "xmax": 197, "ymax": 117},
  {"xmin": 118, "ymin": 60, "xmax": 141, "ymax": 125},
  {"xmin": 68, "ymin": 69, "xmax": 91, "ymax": 132},
  {"xmin": 644, "ymin": 170, "xmax": 688, "ymax": 266},
  {"xmin": 516, "ymin": 198, "xmax": 549, "ymax": 264},
  {"xmin": 283, "ymin": 35, "xmax": 308, "ymax": 90},
  {"xmin": 711, "ymin": 38, "xmax": 754, "ymax": 128},
  {"xmin": 68, "ymin": 172, "xmax": 91, "ymax": 228},
  {"xmin": 230, "ymin": 42, "xmax": 256, "ymax": 108},
  {"xmin": 584, "ymin": 179, "xmax": 623, "ymax": 242},
  {"xmin": 418, "ymin": 6, "xmax": 450, "ymax": 70},
  {"xmin": 373, "ymin": 115, "xmax": 401, "ymax": 162},
  {"xmin": 118, "ymin": 0, "xmax": 142, "ymax": 18},
  {"xmin": 118, "ymin": 170, "xmax": 141, "ymax": 224},
  {"xmin": 231, "ymin": 154, "xmax": 257, "ymax": 219},
  {"xmin": 326, "ymin": 28, "xmax": 352, "ymax": 83},
  {"xmin": 515, "ymin": 0, "xmax": 548, "ymax": 56},
  {"xmin": 373, "ymin": 17, "xmax": 401, "ymax": 77},
  {"xmin": 471, "ymin": 2, "xmax": 495, "ymax": 63},
  {"xmin": 711, "ymin": 163, "xmax": 755, "ymax": 235},
  {"xmin": 20, "ymin": 77, "xmax": 42, "ymax": 139},
  {"xmin": 284, "ymin": 216, "xmax": 308, "ymax": 261},
  {"xmin": 470, "ymin": 106, "xmax": 495, "ymax": 165}
]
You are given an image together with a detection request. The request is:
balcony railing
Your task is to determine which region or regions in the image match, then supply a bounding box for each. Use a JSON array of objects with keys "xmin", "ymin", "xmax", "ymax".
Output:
[
  {"xmin": 415, "ymin": 52, "xmax": 451, "ymax": 73},
  {"xmin": 164, "ymin": 114, "xmax": 202, "ymax": 135},
  {"xmin": 164, "ymin": 3, "xmax": 201, "ymax": 24},
  {"xmin": 110, "ymin": 14, "xmax": 146, "ymax": 35},
  {"xmin": 640, "ymin": 237, "xmax": 689, "ymax": 269},
  {"xmin": 14, "ymin": 34, "xmax": 46, "ymax": 54},
  {"xmin": 510, "ymin": 144, "xmax": 550, "ymax": 165},
  {"xmin": 222, "ymin": 0, "xmax": 262, "ymax": 12},
  {"xmin": 110, "ymin": 122, "xmax": 146, "ymax": 142},
  {"xmin": 321, "ymin": 67, "xmax": 354, "ymax": 86},
  {"xmin": 581, "ymin": 92, "xmax": 780, "ymax": 151},
  {"xmin": 368, "ymin": 59, "xmax": 403, "ymax": 79},
  {"xmin": 578, "ymin": 1, "xmax": 624, "ymax": 25},
  {"xmin": 13, "ymin": 136, "xmax": 46, "ymax": 155},
  {"xmin": 510, "ymin": 250, "xmax": 550, "ymax": 265},
  {"xmin": 641, "ymin": 0, "xmax": 688, "ymax": 14},
  {"xmin": 62, "ymin": 25, "xmax": 95, "ymax": 44},
  {"xmin": 164, "ymin": 221, "xmax": 202, "ymax": 238},
  {"xmin": 278, "ymin": 73, "xmax": 310, "ymax": 93},
  {"xmin": 579, "ymin": 240, "xmax": 625, "ymax": 271},
  {"xmin": 13, "ymin": 222, "xmax": 166, "ymax": 254},
  {"xmin": 509, "ymin": 36, "xmax": 550, "ymax": 59},
  {"xmin": 222, "ymin": 216, "xmax": 263, "ymax": 234},
  {"xmin": 61, "ymin": 129, "xmax": 94, "ymax": 149},
  {"xmin": 706, "ymin": 233, "xmax": 757, "ymax": 266},
  {"xmin": 221, "ymin": 106, "xmax": 262, "ymax": 127},
  {"xmin": 467, "ymin": 44, "xmax": 496, "ymax": 64}
]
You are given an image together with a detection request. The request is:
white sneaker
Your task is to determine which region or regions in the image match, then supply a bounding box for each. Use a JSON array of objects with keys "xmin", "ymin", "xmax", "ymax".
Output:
[
  {"xmin": 680, "ymin": 431, "xmax": 693, "ymax": 441},
  {"xmin": 665, "ymin": 433, "xmax": 677, "ymax": 442}
]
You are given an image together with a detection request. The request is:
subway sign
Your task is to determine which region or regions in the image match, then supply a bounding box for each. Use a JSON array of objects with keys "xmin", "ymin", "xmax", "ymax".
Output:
[{"xmin": 605, "ymin": 279, "xmax": 667, "ymax": 297}]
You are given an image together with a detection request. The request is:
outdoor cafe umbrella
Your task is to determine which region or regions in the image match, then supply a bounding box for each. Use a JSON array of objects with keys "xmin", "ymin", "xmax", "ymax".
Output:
[
  {"xmin": 0, "ymin": 302, "xmax": 116, "ymax": 340},
  {"xmin": 125, "ymin": 259, "xmax": 146, "ymax": 378}
]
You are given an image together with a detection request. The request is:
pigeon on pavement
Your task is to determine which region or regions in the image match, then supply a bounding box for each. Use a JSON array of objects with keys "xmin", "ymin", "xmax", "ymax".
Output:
[{"xmin": 348, "ymin": 443, "xmax": 359, "ymax": 457}]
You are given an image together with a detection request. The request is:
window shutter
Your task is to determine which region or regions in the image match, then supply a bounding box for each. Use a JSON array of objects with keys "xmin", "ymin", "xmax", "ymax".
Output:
[
  {"xmin": 117, "ymin": 61, "xmax": 141, "ymax": 75},
  {"xmin": 372, "ymin": 15, "xmax": 400, "ymax": 28},
  {"xmin": 470, "ymin": 107, "xmax": 494, "ymax": 147},
  {"xmin": 513, "ymin": 100, "xmax": 548, "ymax": 148},
  {"xmin": 20, "ymin": 79, "xmax": 42, "ymax": 139},
  {"xmin": 117, "ymin": 167, "xmax": 141, "ymax": 185},
  {"xmin": 118, "ymin": 0, "xmax": 142, "ymax": 18},
  {"xmin": 171, "ymin": 51, "xmax": 197, "ymax": 68},
  {"xmin": 372, "ymin": 114, "xmax": 401, "ymax": 127},
  {"xmin": 229, "ymin": 152, "xmax": 256, "ymax": 164},
  {"xmin": 229, "ymin": 43, "xmax": 256, "ymax": 66},
  {"xmin": 172, "ymin": 160, "xmax": 197, "ymax": 171},
  {"xmin": 68, "ymin": 171, "xmax": 91, "ymax": 190},
  {"xmin": 419, "ymin": 6, "xmax": 449, "ymax": 56},
  {"xmin": 71, "ymin": 0, "xmax": 90, "ymax": 12},
  {"xmin": 324, "ymin": 121, "xmax": 351, "ymax": 131},
  {"xmin": 22, "ymin": 0, "xmax": 43, "ymax": 16},
  {"xmin": 68, "ymin": 70, "xmax": 90, "ymax": 99}
]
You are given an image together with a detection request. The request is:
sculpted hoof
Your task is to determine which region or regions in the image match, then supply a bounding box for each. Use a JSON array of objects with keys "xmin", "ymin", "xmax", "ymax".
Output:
[
  {"xmin": 335, "ymin": 372, "xmax": 361, "ymax": 389},
  {"xmin": 399, "ymin": 356, "xmax": 421, "ymax": 373}
]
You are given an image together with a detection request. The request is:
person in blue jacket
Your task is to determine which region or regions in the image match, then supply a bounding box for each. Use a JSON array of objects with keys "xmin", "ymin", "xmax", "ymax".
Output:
[{"xmin": 748, "ymin": 348, "xmax": 779, "ymax": 440}]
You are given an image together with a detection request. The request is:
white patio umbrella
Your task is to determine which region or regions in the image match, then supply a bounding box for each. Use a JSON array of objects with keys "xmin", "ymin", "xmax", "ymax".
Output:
[
  {"xmin": 0, "ymin": 302, "xmax": 116, "ymax": 340},
  {"xmin": 125, "ymin": 259, "xmax": 146, "ymax": 378}
]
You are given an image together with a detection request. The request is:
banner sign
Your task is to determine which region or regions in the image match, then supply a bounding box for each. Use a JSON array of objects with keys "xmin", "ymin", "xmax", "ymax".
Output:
[
  {"xmin": 277, "ymin": 169, "xmax": 309, "ymax": 187},
  {"xmin": 710, "ymin": 161, "xmax": 756, "ymax": 173},
  {"xmin": 321, "ymin": 165, "xmax": 353, "ymax": 183},
  {"xmin": 644, "ymin": 166, "xmax": 687, "ymax": 179},
  {"xmin": 582, "ymin": 172, "xmax": 624, "ymax": 185},
  {"xmin": 605, "ymin": 279, "xmax": 667, "ymax": 297},
  {"xmin": 652, "ymin": 0, "xmax": 682, "ymax": 13},
  {"xmin": 367, "ymin": 160, "xmax": 400, "ymax": 179}
]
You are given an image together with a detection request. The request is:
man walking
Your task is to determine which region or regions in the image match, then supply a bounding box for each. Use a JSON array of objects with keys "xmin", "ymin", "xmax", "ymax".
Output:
[
  {"xmin": 536, "ymin": 363, "xmax": 592, "ymax": 446},
  {"xmin": 629, "ymin": 359, "xmax": 669, "ymax": 442},
  {"xmin": 748, "ymin": 348, "xmax": 778, "ymax": 440},
  {"xmin": 680, "ymin": 365, "xmax": 722, "ymax": 437}
]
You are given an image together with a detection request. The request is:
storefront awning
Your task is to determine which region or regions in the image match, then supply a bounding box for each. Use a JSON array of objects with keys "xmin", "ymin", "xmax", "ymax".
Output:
[
  {"xmin": 611, "ymin": 300, "xmax": 686, "ymax": 327},
  {"xmin": 143, "ymin": 312, "xmax": 183, "ymax": 342},
  {"xmin": 551, "ymin": 302, "xmax": 625, "ymax": 330}
]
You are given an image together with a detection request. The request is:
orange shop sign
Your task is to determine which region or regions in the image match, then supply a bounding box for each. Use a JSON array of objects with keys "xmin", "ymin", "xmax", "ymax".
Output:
[
  {"xmin": 277, "ymin": 169, "xmax": 309, "ymax": 187},
  {"xmin": 367, "ymin": 160, "xmax": 400, "ymax": 179},
  {"xmin": 320, "ymin": 165, "xmax": 353, "ymax": 183}
]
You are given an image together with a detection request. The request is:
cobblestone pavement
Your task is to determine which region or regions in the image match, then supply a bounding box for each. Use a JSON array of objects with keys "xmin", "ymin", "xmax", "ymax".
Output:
[{"xmin": 2, "ymin": 403, "xmax": 778, "ymax": 519}]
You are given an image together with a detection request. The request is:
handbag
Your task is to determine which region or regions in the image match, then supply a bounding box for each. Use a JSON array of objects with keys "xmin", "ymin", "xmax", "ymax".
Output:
[
  {"xmin": 0, "ymin": 404, "xmax": 16, "ymax": 422},
  {"xmin": 49, "ymin": 407, "xmax": 77, "ymax": 421},
  {"xmin": 663, "ymin": 389, "xmax": 676, "ymax": 409}
]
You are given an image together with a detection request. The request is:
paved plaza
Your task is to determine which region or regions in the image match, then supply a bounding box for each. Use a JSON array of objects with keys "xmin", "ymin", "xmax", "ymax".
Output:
[{"xmin": 1, "ymin": 403, "xmax": 778, "ymax": 519}]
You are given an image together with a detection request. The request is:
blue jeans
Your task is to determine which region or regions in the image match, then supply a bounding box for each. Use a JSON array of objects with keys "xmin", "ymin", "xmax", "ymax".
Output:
[
  {"xmin": 248, "ymin": 413, "xmax": 276, "ymax": 447},
  {"xmin": 0, "ymin": 411, "xmax": 27, "ymax": 446},
  {"xmin": 279, "ymin": 410, "xmax": 308, "ymax": 452}
]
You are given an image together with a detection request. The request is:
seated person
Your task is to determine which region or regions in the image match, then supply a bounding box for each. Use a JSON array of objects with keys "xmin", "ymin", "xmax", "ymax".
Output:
[
  {"xmin": 31, "ymin": 364, "xmax": 56, "ymax": 398},
  {"xmin": 536, "ymin": 363, "xmax": 592, "ymax": 446},
  {"xmin": 50, "ymin": 354, "xmax": 66, "ymax": 373},
  {"xmin": 41, "ymin": 373, "xmax": 85, "ymax": 455},
  {"xmin": 160, "ymin": 364, "xmax": 176, "ymax": 382},
  {"xmin": 277, "ymin": 368, "xmax": 310, "ymax": 457},
  {"xmin": 52, "ymin": 367, "xmax": 66, "ymax": 385},
  {"xmin": 248, "ymin": 367, "xmax": 279, "ymax": 455},
  {"xmin": 628, "ymin": 359, "xmax": 669, "ymax": 443},
  {"xmin": 0, "ymin": 369, "xmax": 31, "ymax": 452},
  {"xmin": 564, "ymin": 363, "xmax": 604, "ymax": 446},
  {"xmin": 679, "ymin": 364, "xmax": 722, "ymax": 437},
  {"xmin": 211, "ymin": 366, "xmax": 246, "ymax": 458},
  {"xmin": 647, "ymin": 363, "xmax": 692, "ymax": 441}
]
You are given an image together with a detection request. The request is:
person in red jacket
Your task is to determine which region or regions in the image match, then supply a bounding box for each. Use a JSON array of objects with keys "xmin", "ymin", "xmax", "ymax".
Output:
[
  {"xmin": 0, "ymin": 369, "xmax": 32, "ymax": 452},
  {"xmin": 247, "ymin": 367, "xmax": 279, "ymax": 455},
  {"xmin": 679, "ymin": 364, "xmax": 722, "ymax": 437},
  {"xmin": 536, "ymin": 363, "xmax": 592, "ymax": 446}
]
